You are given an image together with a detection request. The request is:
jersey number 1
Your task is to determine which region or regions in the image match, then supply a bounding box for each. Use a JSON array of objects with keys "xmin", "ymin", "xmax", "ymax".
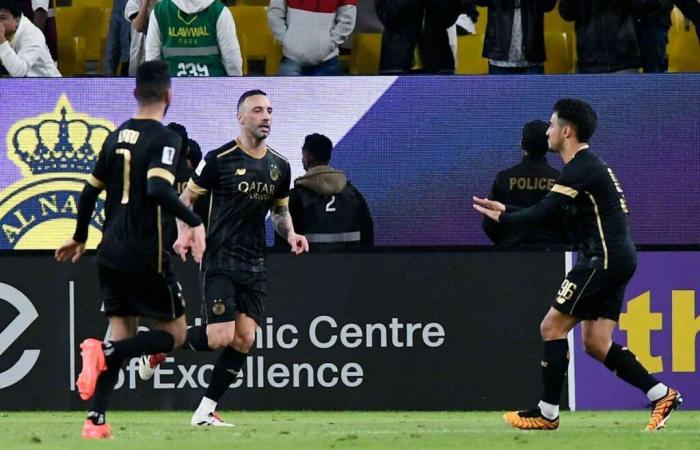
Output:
[{"xmin": 116, "ymin": 149, "xmax": 131, "ymax": 204}]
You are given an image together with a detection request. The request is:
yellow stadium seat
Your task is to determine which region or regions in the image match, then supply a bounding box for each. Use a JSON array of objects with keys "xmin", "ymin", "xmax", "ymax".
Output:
[
  {"xmin": 349, "ymin": 32, "xmax": 382, "ymax": 75},
  {"xmin": 229, "ymin": 6, "xmax": 272, "ymax": 62},
  {"xmin": 544, "ymin": 6, "xmax": 574, "ymax": 34},
  {"xmin": 265, "ymin": 34, "xmax": 282, "ymax": 75},
  {"xmin": 55, "ymin": 5, "xmax": 110, "ymax": 74},
  {"xmin": 455, "ymin": 34, "xmax": 488, "ymax": 75},
  {"xmin": 544, "ymin": 31, "xmax": 573, "ymax": 74},
  {"xmin": 56, "ymin": 35, "xmax": 86, "ymax": 76},
  {"xmin": 475, "ymin": 7, "xmax": 486, "ymax": 35},
  {"xmin": 668, "ymin": 7, "xmax": 700, "ymax": 72}
]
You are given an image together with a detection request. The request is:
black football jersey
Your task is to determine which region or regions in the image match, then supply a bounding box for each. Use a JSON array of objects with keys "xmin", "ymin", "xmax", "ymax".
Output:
[
  {"xmin": 88, "ymin": 119, "xmax": 182, "ymax": 272},
  {"xmin": 187, "ymin": 140, "xmax": 291, "ymax": 272},
  {"xmin": 503, "ymin": 148, "xmax": 636, "ymax": 268}
]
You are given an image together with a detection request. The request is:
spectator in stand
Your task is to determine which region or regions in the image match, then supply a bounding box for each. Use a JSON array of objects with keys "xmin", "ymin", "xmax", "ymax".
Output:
[
  {"xmin": 145, "ymin": 0, "xmax": 242, "ymax": 76},
  {"xmin": 476, "ymin": 0, "xmax": 557, "ymax": 75},
  {"xmin": 268, "ymin": 0, "xmax": 357, "ymax": 76},
  {"xmin": 104, "ymin": 0, "xmax": 131, "ymax": 76},
  {"xmin": 559, "ymin": 0, "xmax": 642, "ymax": 73},
  {"xmin": 0, "ymin": 0, "xmax": 60, "ymax": 76},
  {"xmin": 376, "ymin": 0, "xmax": 469, "ymax": 74},
  {"xmin": 20, "ymin": 0, "xmax": 56, "ymax": 61},
  {"xmin": 125, "ymin": 0, "xmax": 155, "ymax": 76},
  {"xmin": 633, "ymin": 1, "xmax": 673, "ymax": 73},
  {"xmin": 342, "ymin": 0, "xmax": 382, "ymax": 53}
]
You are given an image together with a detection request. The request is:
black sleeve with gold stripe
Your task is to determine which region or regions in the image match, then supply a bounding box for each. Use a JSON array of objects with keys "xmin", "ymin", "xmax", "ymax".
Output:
[
  {"xmin": 146, "ymin": 177, "xmax": 202, "ymax": 227},
  {"xmin": 187, "ymin": 151, "xmax": 219, "ymax": 196}
]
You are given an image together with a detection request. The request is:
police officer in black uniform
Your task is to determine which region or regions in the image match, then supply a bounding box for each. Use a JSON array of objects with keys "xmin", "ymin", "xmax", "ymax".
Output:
[
  {"xmin": 482, "ymin": 120, "xmax": 567, "ymax": 249},
  {"xmin": 275, "ymin": 133, "xmax": 374, "ymax": 252}
]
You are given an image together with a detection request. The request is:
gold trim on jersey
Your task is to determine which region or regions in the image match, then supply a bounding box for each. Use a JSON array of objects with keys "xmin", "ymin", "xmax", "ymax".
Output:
[
  {"xmin": 187, "ymin": 179, "xmax": 208, "ymax": 195},
  {"xmin": 274, "ymin": 196, "xmax": 289, "ymax": 207},
  {"xmin": 216, "ymin": 145, "xmax": 238, "ymax": 159},
  {"xmin": 268, "ymin": 146, "xmax": 289, "ymax": 163},
  {"xmin": 147, "ymin": 168, "xmax": 175, "ymax": 184},
  {"xmin": 157, "ymin": 205, "xmax": 163, "ymax": 273},
  {"xmin": 86, "ymin": 174, "xmax": 105, "ymax": 189},
  {"xmin": 585, "ymin": 191, "xmax": 608, "ymax": 269},
  {"xmin": 235, "ymin": 139, "xmax": 267, "ymax": 159},
  {"xmin": 551, "ymin": 184, "xmax": 578, "ymax": 198}
]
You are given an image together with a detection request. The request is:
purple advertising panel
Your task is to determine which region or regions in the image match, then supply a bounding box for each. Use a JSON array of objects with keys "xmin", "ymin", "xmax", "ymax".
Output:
[{"xmin": 572, "ymin": 252, "xmax": 700, "ymax": 410}]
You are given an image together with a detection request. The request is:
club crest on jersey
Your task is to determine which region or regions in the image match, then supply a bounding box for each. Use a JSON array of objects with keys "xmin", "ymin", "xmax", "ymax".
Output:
[
  {"xmin": 269, "ymin": 164, "xmax": 280, "ymax": 181},
  {"xmin": 0, "ymin": 95, "xmax": 114, "ymax": 250},
  {"xmin": 212, "ymin": 300, "xmax": 226, "ymax": 315}
]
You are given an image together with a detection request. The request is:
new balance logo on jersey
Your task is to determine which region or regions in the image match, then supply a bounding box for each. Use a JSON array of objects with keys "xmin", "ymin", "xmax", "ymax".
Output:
[{"xmin": 235, "ymin": 168, "xmax": 246, "ymax": 176}]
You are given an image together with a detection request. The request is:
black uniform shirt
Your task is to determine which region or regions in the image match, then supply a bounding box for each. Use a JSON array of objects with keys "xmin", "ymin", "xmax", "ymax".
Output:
[{"xmin": 188, "ymin": 140, "xmax": 291, "ymax": 272}]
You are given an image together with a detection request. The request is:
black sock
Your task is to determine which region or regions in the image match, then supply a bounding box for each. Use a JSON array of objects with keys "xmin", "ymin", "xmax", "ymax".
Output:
[
  {"xmin": 204, "ymin": 348, "xmax": 247, "ymax": 402},
  {"xmin": 87, "ymin": 364, "xmax": 120, "ymax": 425},
  {"xmin": 184, "ymin": 326, "xmax": 212, "ymax": 352},
  {"xmin": 103, "ymin": 330, "xmax": 174, "ymax": 367},
  {"xmin": 604, "ymin": 342, "xmax": 659, "ymax": 393},
  {"xmin": 541, "ymin": 339, "xmax": 569, "ymax": 405}
]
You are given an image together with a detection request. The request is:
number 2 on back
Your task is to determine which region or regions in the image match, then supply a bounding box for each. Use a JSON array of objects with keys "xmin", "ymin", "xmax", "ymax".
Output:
[{"xmin": 325, "ymin": 195, "xmax": 336, "ymax": 212}]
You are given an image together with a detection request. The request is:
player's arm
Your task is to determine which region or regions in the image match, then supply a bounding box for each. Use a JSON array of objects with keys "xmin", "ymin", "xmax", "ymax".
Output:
[
  {"xmin": 271, "ymin": 200, "xmax": 308, "ymax": 255},
  {"xmin": 271, "ymin": 163, "xmax": 307, "ymax": 254},
  {"xmin": 473, "ymin": 182, "xmax": 576, "ymax": 225},
  {"xmin": 55, "ymin": 174, "xmax": 104, "ymax": 263}
]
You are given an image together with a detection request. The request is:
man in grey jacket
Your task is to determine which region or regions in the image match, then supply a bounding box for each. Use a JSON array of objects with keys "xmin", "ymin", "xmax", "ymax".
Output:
[{"xmin": 268, "ymin": 0, "xmax": 356, "ymax": 75}]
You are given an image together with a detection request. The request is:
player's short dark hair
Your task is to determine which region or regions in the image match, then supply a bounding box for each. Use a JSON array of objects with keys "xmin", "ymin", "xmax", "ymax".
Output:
[
  {"xmin": 553, "ymin": 98, "xmax": 597, "ymax": 143},
  {"xmin": 187, "ymin": 139, "xmax": 202, "ymax": 167},
  {"xmin": 302, "ymin": 133, "xmax": 333, "ymax": 162},
  {"xmin": 521, "ymin": 120, "xmax": 549, "ymax": 156},
  {"xmin": 0, "ymin": 0, "xmax": 22, "ymax": 17},
  {"xmin": 135, "ymin": 60, "xmax": 171, "ymax": 105},
  {"xmin": 237, "ymin": 89, "xmax": 267, "ymax": 111}
]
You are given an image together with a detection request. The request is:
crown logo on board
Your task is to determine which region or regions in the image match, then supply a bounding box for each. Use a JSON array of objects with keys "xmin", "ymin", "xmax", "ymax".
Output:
[{"xmin": 9, "ymin": 94, "xmax": 114, "ymax": 176}]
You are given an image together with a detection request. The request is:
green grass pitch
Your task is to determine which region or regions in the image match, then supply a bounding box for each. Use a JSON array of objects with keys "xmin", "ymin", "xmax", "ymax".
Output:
[{"xmin": 2, "ymin": 411, "xmax": 698, "ymax": 449}]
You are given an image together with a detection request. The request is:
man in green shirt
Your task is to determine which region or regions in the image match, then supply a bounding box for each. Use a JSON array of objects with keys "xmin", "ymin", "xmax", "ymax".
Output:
[{"xmin": 145, "ymin": 0, "xmax": 242, "ymax": 76}]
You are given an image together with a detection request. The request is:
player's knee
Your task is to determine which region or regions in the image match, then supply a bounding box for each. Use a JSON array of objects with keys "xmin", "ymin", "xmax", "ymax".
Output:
[
  {"xmin": 232, "ymin": 331, "xmax": 256, "ymax": 353},
  {"xmin": 170, "ymin": 327, "xmax": 187, "ymax": 349},
  {"xmin": 207, "ymin": 328, "xmax": 234, "ymax": 349},
  {"xmin": 582, "ymin": 337, "xmax": 608, "ymax": 361}
]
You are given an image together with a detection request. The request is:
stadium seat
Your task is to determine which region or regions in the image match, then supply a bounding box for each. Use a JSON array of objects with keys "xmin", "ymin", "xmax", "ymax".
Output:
[
  {"xmin": 668, "ymin": 8, "xmax": 700, "ymax": 72},
  {"xmin": 544, "ymin": 31, "xmax": 573, "ymax": 74},
  {"xmin": 349, "ymin": 33, "xmax": 382, "ymax": 75},
  {"xmin": 56, "ymin": 34, "xmax": 86, "ymax": 76},
  {"xmin": 229, "ymin": 6, "xmax": 272, "ymax": 66},
  {"xmin": 55, "ymin": 5, "xmax": 110, "ymax": 75},
  {"xmin": 475, "ymin": 7, "xmax": 486, "ymax": 35},
  {"xmin": 265, "ymin": 34, "xmax": 282, "ymax": 75},
  {"xmin": 238, "ymin": 0, "xmax": 269, "ymax": 5},
  {"xmin": 455, "ymin": 34, "xmax": 488, "ymax": 75},
  {"xmin": 544, "ymin": 6, "xmax": 574, "ymax": 34}
]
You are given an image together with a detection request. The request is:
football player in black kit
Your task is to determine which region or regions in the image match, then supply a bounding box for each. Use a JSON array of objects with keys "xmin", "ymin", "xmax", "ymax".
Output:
[
  {"xmin": 176, "ymin": 89, "xmax": 308, "ymax": 426},
  {"xmin": 55, "ymin": 60, "xmax": 206, "ymax": 439},
  {"xmin": 473, "ymin": 99, "xmax": 681, "ymax": 431}
]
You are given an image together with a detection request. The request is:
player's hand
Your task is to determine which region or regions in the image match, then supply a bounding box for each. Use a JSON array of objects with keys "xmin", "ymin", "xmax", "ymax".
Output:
[
  {"xmin": 173, "ymin": 228, "xmax": 193, "ymax": 262},
  {"xmin": 287, "ymin": 232, "xmax": 309, "ymax": 255},
  {"xmin": 472, "ymin": 196, "xmax": 506, "ymax": 212},
  {"xmin": 55, "ymin": 238, "xmax": 86, "ymax": 263},
  {"xmin": 190, "ymin": 224, "xmax": 206, "ymax": 263},
  {"xmin": 472, "ymin": 196, "xmax": 505, "ymax": 223}
]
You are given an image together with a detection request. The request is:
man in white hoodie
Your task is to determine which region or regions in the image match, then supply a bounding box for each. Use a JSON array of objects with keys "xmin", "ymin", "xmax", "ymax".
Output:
[
  {"xmin": 144, "ymin": 0, "xmax": 242, "ymax": 76},
  {"xmin": 0, "ymin": 0, "xmax": 60, "ymax": 76},
  {"xmin": 268, "ymin": 0, "xmax": 357, "ymax": 75}
]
